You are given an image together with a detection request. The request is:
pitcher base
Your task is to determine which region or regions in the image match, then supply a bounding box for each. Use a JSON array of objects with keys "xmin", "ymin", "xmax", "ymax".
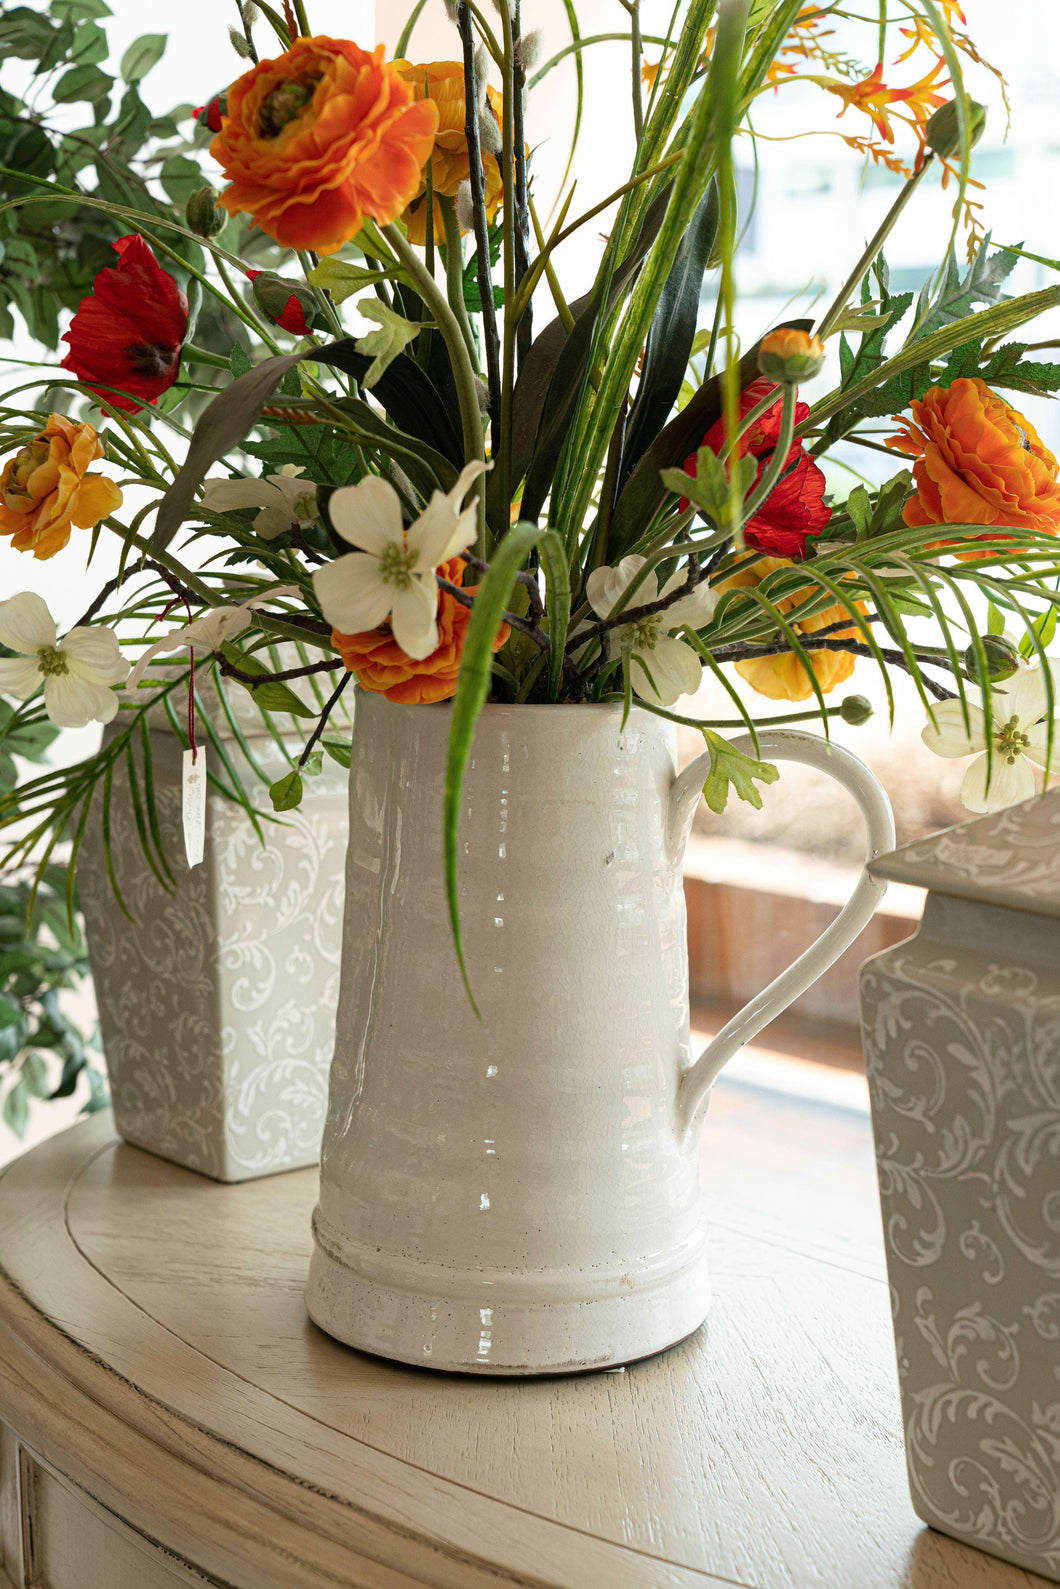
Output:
[{"xmin": 304, "ymin": 1237, "xmax": 712, "ymax": 1375}]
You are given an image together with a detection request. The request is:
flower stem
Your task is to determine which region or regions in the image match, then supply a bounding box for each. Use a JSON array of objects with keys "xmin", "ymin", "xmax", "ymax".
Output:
[
  {"xmin": 438, "ymin": 196, "xmax": 479, "ymax": 368},
  {"xmin": 497, "ymin": 0, "xmax": 518, "ymax": 529},
  {"xmin": 815, "ymin": 157, "xmax": 932, "ymax": 343},
  {"xmin": 458, "ymin": 1, "xmax": 502, "ymax": 448},
  {"xmin": 378, "ymin": 222, "xmax": 487, "ymax": 551},
  {"xmin": 738, "ymin": 383, "xmax": 797, "ymax": 527}
]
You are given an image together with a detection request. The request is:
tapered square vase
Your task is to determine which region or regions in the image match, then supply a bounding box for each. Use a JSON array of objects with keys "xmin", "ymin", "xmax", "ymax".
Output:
[{"xmin": 78, "ymin": 687, "xmax": 348, "ymax": 1182}]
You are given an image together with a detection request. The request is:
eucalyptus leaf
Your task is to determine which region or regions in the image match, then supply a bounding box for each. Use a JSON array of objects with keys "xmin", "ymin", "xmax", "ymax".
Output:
[{"xmin": 120, "ymin": 33, "xmax": 167, "ymax": 83}]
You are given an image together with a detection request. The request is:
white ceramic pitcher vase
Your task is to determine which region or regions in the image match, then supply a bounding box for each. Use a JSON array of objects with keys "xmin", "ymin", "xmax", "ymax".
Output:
[{"xmin": 306, "ymin": 693, "xmax": 894, "ymax": 1373}]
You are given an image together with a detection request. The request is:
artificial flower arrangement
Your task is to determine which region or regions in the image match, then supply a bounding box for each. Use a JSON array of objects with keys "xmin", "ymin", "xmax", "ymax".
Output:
[{"xmin": 2, "ymin": 0, "xmax": 1060, "ymax": 980}]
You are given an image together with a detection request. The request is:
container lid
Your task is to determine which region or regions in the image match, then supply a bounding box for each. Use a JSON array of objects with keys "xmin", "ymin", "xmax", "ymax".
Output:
[{"xmin": 868, "ymin": 788, "xmax": 1060, "ymax": 919}]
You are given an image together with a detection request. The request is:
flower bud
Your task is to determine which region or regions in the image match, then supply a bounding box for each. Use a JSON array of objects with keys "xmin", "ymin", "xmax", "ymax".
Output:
[
  {"xmin": 185, "ymin": 185, "xmax": 227, "ymax": 238},
  {"xmin": 478, "ymin": 109, "xmax": 501, "ymax": 154},
  {"xmin": 246, "ymin": 270, "xmax": 320, "ymax": 336},
  {"xmin": 456, "ymin": 179, "xmax": 475, "ymax": 233},
  {"xmin": 516, "ymin": 28, "xmax": 543, "ymax": 73},
  {"xmin": 228, "ymin": 25, "xmax": 252, "ymax": 58},
  {"xmin": 925, "ymin": 98, "xmax": 987, "ymax": 161},
  {"xmin": 965, "ymin": 633, "xmax": 1020, "ymax": 684},
  {"xmin": 194, "ymin": 93, "xmax": 227, "ymax": 134},
  {"xmin": 757, "ymin": 328, "xmax": 825, "ymax": 384},
  {"xmin": 840, "ymin": 694, "xmax": 873, "ymax": 726}
]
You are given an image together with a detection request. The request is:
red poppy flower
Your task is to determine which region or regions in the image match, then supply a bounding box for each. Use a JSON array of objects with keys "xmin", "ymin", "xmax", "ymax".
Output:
[
  {"xmin": 685, "ymin": 375, "xmax": 831, "ymax": 558},
  {"xmin": 61, "ymin": 235, "xmax": 188, "ymax": 414},
  {"xmin": 245, "ymin": 269, "xmax": 314, "ymax": 335}
]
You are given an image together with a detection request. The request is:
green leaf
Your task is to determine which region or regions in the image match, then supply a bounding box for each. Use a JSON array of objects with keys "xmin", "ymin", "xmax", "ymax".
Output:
[
  {"xmin": 218, "ymin": 644, "xmax": 318, "ymax": 719},
  {"xmin": 2, "ymin": 1080, "xmax": 29, "ymax": 1139},
  {"xmin": 0, "ymin": 995, "xmax": 21, "ymax": 1030},
  {"xmin": 52, "ymin": 0, "xmax": 112, "ymax": 17},
  {"xmin": 537, "ymin": 530, "xmax": 571, "ymax": 702},
  {"xmin": 229, "ymin": 342, "xmax": 253, "ymax": 379},
  {"xmin": 52, "ymin": 64, "xmax": 114, "ymax": 105},
  {"xmin": 699, "ymin": 730, "xmax": 779, "ymax": 814},
  {"xmin": 120, "ymin": 33, "xmax": 167, "ymax": 83},
  {"xmin": 306, "ymin": 257, "xmax": 402, "ymax": 305},
  {"xmin": 21, "ymin": 1050, "xmax": 50, "ymax": 1099},
  {"xmin": 445, "ymin": 524, "xmax": 544, "ymax": 1010},
  {"xmin": 301, "ymin": 749, "xmax": 323, "ymax": 777},
  {"xmin": 355, "ymin": 300, "xmax": 420, "ymax": 388},
  {"xmin": 269, "ymin": 770, "xmax": 303, "ymax": 811},
  {"xmin": 321, "ymin": 736, "xmax": 352, "ymax": 768},
  {"xmin": 620, "ymin": 179, "xmax": 721, "ymax": 486},
  {"xmin": 0, "ymin": 9, "xmax": 57, "ymax": 59},
  {"xmin": 914, "ymin": 234, "xmax": 1019, "ymax": 343},
  {"xmin": 845, "ymin": 485, "xmax": 872, "ymax": 537},
  {"xmin": 987, "ymin": 602, "xmax": 1006, "ymax": 636},
  {"xmin": 159, "ymin": 153, "xmax": 202, "ymax": 207}
]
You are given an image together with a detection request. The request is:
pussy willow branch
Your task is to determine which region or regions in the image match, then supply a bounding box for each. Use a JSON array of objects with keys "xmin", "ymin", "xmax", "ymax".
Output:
[
  {"xmin": 511, "ymin": 0, "xmax": 533, "ymax": 369},
  {"xmin": 297, "ymin": 670, "xmax": 352, "ymax": 769},
  {"xmin": 458, "ymin": 2, "xmax": 501, "ymax": 448},
  {"xmin": 713, "ymin": 637, "xmax": 958, "ymax": 699},
  {"xmin": 216, "ymin": 655, "xmax": 343, "ymax": 687}
]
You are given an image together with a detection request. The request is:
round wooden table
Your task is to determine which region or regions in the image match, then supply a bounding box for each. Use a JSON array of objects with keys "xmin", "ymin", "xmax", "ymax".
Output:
[{"xmin": 0, "ymin": 1113, "xmax": 1048, "ymax": 1589}]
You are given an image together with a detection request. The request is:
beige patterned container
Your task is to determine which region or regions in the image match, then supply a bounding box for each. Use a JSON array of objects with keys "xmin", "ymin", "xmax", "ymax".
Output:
[
  {"xmin": 78, "ymin": 683, "xmax": 348, "ymax": 1183},
  {"xmin": 860, "ymin": 791, "xmax": 1060, "ymax": 1583}
]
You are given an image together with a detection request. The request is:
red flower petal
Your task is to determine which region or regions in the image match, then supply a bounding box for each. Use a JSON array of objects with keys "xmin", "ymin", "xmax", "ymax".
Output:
[{"xmin": 61, "ymin": 234, "xmax": 188, "ymax": 413}]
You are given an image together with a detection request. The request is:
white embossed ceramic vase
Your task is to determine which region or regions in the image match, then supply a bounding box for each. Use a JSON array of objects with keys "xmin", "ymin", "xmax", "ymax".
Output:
[{"xmin": 306, "ymin": 693, "xmax": 894, "ymax": 1373}]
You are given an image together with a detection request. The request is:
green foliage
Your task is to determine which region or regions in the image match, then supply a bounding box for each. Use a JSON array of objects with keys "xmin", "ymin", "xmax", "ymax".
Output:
[
  {"xmin": 0, "ymin": 868, "xmax": 104, "ymax": 1141},
  {"xmin": 914, "ymin": 235, "xmax": 1019, "ymax": 342},
  {"xmin": 699, "ymin": 732, "xmax": 779, "ymax": 814}
]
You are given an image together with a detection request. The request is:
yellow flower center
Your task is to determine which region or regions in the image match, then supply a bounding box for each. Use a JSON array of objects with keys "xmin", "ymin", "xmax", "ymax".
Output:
[
  {"xmin": 997, "ymin": 713, "xmax": 1031, "ymax": 764},
  {"xmin": 379, "ymin": 542, "xmax": 418, "ymax": 589},
  {"xmin": 37, "ymin": 645, "xmax": 68, "ymax": 677},
  {"xmin": 627, "ymin": 614, "xmax": 663, "ymax": 652},
  {"xmin": 258, "ymin": 74, "xmax": 322, "ymax": 138},
  {"xmin": 9, "ymin": 441, "xmax": 48, "ymax": 496}
]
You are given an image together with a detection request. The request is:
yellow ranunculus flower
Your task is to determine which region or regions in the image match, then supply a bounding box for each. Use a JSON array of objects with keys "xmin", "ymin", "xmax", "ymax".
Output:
[
  {"xmin": 720, "ymin": 554, "xmax": 864, "ymax": 702},
  {"xmin": 394, "ymin": 60, "xmax": 504, "ymax": 245},
  {"xmin": 0, "ymin": 414, "xmax": 123, "ymax": 560}
]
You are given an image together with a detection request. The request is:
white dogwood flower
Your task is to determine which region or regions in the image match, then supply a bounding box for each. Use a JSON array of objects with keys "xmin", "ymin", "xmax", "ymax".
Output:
[
  {"xmin": 0, "ymin": 591, "xmax": 128, "ymax": 727},
  {"xmin": 201, "ymin": 465, "xmax": 319, "ymax": 539},
  {"xmin": 922, "ymin": 656, "xmax": 1060, "ymax": 812},
  {"xmin": 126, "ymin": 586, "xmax": 300, "ymax": 691},
  {"xmin": 312, "ymin": 461, "xmax": 487, "ymax": 660},
  {"xmin": 585, "ymin": 555, "xmax": 718, "ymax": 707}
]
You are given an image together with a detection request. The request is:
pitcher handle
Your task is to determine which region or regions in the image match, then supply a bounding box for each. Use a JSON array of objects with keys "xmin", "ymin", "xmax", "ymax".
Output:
[{"xmin": 671, "ymin": 729, "xmax": 895, "ymax": 1142}]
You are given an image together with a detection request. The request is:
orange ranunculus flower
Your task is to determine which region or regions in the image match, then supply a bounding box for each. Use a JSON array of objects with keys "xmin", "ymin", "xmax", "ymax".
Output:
[
  {"xmin": 720, "ymin": 555, "xmax": 865, "ymax": 702},
  {"xmin": 393, "ymin": 60, "xmax": 504, "ymax": 245},
  {"xmin": 212, "ymin": 37, "xmax": 439, "ymax": 255},
  {"xmin": 331, "ymin": 557, "xmax": 509, "ymax": 705},
  {"xmin": 889, "ymin": 378, "xmax": 1060, "ymax": 557},
  {"xmin": 0, "ymin": 414, "xmax": 123, "ymax": 560}
]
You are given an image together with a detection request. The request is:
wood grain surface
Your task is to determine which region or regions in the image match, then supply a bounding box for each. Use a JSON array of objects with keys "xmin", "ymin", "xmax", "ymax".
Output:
[{"xmin": 0, "ymin": 1113, "xmax": 1051, "ymax": 1589}]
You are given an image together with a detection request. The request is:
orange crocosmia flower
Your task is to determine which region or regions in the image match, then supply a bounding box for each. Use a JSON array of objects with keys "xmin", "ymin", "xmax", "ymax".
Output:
[
  {"xmin": 0, "ymin": 414, "xmax": 122, "ymax": 560},
  {"xmin": 393, "ymin": 60, "xmax": 503, "ymax": 245},
  {"xmin": 331, "ymin": 556, "xmax": 510, "ymax": 705},
  {"xmin": 719, "ymin": 555, "xmax": 865, "ymax": 703},
  {"xmin": 822, "ymin": 56, "xmax": 947, "ymax": 144},
  {"xmin": 212, "ymin": 37, "xmax": 439, "ymax": 255},
  {"xmin": 888, "ymin": 378, "xmax": 1060, "ymax": 558}
]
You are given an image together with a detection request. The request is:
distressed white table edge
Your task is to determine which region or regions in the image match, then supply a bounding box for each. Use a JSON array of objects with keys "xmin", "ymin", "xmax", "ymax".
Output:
[{"xmin": 0, "ymin": 1113, "xmax": 1048, "ymax": 1589}]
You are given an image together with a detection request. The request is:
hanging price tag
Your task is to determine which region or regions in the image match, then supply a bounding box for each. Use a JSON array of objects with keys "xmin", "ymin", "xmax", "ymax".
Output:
[{"xmin": 182, "ymin": 746, "xmax": 207, "ymax": 868}]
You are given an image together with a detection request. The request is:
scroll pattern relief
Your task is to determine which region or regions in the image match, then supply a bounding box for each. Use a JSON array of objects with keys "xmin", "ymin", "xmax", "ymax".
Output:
[
  {"xmin": 861, "ymin": 932, "xmax": 1060, "ymax": 1580},
  {"xmin": 79, "ymin": 730, "xmax": 347, "ymax": 1181}
]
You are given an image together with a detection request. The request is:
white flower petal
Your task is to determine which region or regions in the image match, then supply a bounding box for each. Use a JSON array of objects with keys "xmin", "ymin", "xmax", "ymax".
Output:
[
  {"xmin": 327, "ymin": 475, "xmax": 404, "ymax": 553},
  {"xmin": 42, "ymin": 671, "xmax": 118, "ymax": 728},
  {"xmin": 61, "ymin": 626, "xmax": 129, "ymax": 686},
  {"xmin": 313, "ymin": 553, "xmax": 393, "ymax": 634},
  {"xmin": 390, "ymin": 577, "xmax": 440, "ymax": 661},
  {"xmin": 1024, "ymin": 720, "xmax": 1060, "ymax": 771},
  {"xmin": 254, "ymin": 505, "xmax": 296, "ymax": 540},
  {"xmin": 663, "ymin": 575, "xmax": 719, "ymax": 631},
  {"xmin": 586, "ymin": 556, "xmax": 657, "ymax": 620},
  {"xmin": 201, "ymin": 477, "xmax": 273, "ymax": 513},
  {"xmin": 445, "ymin": 458, "xmax": 489, "ymax": 512},
  {"xmin": 407, "ymin": 492, "xmax": 459, "ymax": 568},
  {"xmin": 0, "ymin": 591, "xmax": 55, "ymax": 655},
  {"xmin": 631, "ymin": 635, "xmax": 702, "ymax": 707},
  {"xmin": 0, "ymin": 655, "xmax": 43, "ymax": 699},
  {"xmin": 267, "ymin": 474, "xmax": 318, "ymax": 524},
  {"xmin": 994, "ymin": 659, "xmax": 1060, "ymax": 730},
  {"xmin": 921, "ymin": 700, "xmax": 988, "ymax": 758},
  {"xmin": 960, "ymin": 751, "xmax": 1036, "ymax": 814}
]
